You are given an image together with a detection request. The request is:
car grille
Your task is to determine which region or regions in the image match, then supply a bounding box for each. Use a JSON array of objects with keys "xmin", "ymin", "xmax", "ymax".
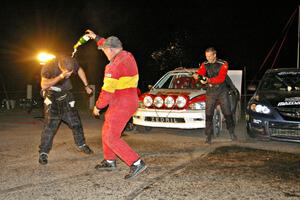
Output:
[
  {"xmin": 269, "ymin": 121, "xmax": 300, "ymax": 138},
  {"xmin": 276, "ymin": 107, "xmax": 300, "ymax": 121}
]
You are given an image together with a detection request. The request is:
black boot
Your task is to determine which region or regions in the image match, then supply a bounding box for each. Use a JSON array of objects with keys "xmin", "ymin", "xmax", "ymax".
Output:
[
  {"xmin": 226, "ymin": 116, "xmax": 237, "ymax": 141},
  {"xmin": 228, "ymin": 126, "xmax": 237, "ymax": 141},
  {"xmin": 78, "ymin": 144, "xmax": 93, "ymax": 154},
  {"xmin": 39, "ymin": 153, "xmax": 48, "ymax": 165},
  {"xmin": 205, "ymin": 134, "xmax": 212, "ymax": 144},
  {"xmin": 230, "ymin": 133, "xmax": 238, "ymax": 141}
]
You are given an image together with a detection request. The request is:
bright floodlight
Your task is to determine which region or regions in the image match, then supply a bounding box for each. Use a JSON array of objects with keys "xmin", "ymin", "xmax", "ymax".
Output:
[{"xmin": 37, "ymin": 52, "xmax": 56, "ymax": 65}]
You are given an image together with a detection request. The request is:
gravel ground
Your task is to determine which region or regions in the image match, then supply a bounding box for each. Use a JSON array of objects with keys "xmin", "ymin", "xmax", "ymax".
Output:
[{"xmin": 0, "ymin": 109, "xmax": 300, "ymax": 200}]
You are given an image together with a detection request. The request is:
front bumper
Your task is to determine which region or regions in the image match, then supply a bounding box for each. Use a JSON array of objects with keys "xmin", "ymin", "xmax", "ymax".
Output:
[
  {"xmin": 246, "ymin": 112, "xmax": 300, "ymax": 143},
  {"xmin": 133, "ymin": 108, "xmax": 205, "ymax": 129}
]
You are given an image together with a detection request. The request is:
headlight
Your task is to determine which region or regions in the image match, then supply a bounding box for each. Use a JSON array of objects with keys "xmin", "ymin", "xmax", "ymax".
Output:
[
  {"xmin": 153, "ymin": 96, "xmax": 164, "ymax": 108},
  {"xmin": 250, "ymin": 103, "xmax": 271, "ymax": 114},
  {"xmin": 189, "ymin": 102, "xmax": 205, "ymax": 110},
  {"xmin": 176, "ymin": 96, "xmax": 187, "ymax": 108},
  {"xmin": 143, "ymin": 95, "xmax": 153, "ymax": 107},
  {"xmin": 165, "ymin": 96, "xmax": 175, "ymax": 108}
]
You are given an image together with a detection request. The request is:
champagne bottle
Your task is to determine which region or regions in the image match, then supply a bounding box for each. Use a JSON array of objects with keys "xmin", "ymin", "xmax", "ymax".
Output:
[
  {"xmin": 74, "ymin": 35, "xmax": 90, "ymax": 49},
  {"xmin": 72, "ymin": 34, "xmax": 90, "ymax": 57},
  {"xmin": 197, "ymin": 74, "xmax": 207, "ymax": 81}
]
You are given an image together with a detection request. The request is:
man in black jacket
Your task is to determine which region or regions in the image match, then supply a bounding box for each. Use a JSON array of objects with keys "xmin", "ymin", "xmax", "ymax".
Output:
[
  {"xmin": 193, "ymin": 47, "xmax": 238, "ymax": 144},
  {"xmin": 38, "ymin": 55, "xmax": 93, "ymax": 165}
]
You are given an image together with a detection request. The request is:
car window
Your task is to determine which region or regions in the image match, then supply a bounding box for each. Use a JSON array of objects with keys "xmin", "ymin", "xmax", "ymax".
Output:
[
  {"xmin": 260, "ymin": 72, "xmax": 300, "ymax": 91},
  {"xmin": 154, "ymin": 72, "xmax": 206, "ymax": 90},
  {"xmin": 160, "ymin": 76, "xmax": 173, "ymax": 89},
  {"xmin": 260, "ymin": 77, "xmax": 284, "ymax": 90},
  {"xmin": 171, "ymin": 76, "xmax": 196, "ymax": 89}
]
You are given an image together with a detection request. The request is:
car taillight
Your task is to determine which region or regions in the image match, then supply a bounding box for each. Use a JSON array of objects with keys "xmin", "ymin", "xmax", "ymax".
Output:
[
  {"xmin": 165, "ymin": 96, "xmax": 175, "ymax": 108},
  {"xmin": 143, "ymin": 95, "xmax": 153, "ymax": 107},
  {"xmin": 153, "ymin": 96, "xmax": 164, "ymax": 108},
  {"xmin": 176, "ymin": 96, "xmax": 187, "ymax": 108}
]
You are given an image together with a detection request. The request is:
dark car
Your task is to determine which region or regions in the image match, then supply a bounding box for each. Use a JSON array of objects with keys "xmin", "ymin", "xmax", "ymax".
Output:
[{"xmin": 246, "ymin": 68, "xmax": 300, "ymax": 143}]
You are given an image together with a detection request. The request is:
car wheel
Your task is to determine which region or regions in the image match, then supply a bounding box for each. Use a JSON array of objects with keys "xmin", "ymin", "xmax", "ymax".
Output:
[
  {"xmin": 213, "ymin": 109, "xmax": 221, "ymax": 137},
  {"xmin": 136, "ymin": 125, "xmax": 152, "ymax": 133}
]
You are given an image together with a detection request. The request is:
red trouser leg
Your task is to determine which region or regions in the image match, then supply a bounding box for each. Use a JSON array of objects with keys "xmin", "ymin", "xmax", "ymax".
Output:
[{"xmin": 102, "ymin": 108, "xmax": 139, "ymax": 166}]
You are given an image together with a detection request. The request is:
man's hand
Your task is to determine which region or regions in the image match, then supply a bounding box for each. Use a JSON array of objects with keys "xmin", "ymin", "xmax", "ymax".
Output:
[
  {"xmin": 93, "ymin": 106, "xmax": 100, "ymax": 116},
  {"xmin": 192, "ymin": 74, "xmax": 208, "ymax": 84},
  {"xmin": 60, "ymin": 70, "xmax": 73, "ymax": 79},
  {"xmin": 85, "ymin": 85, "xmax": 93, "ymax": 95},
  {"xmin": 192, "ymin": 73, "xmax": 199, "ymax": 80},
  {"xmin": 85, "ymin": 29, "xmax": 96, "ymax": 40},
  {"xmin": 200, "ymin": 77, "xmax": 208, "ymax": 84}
]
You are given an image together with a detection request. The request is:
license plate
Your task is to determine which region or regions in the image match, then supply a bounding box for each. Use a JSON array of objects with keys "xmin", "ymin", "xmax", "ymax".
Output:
[{"xmin": 145, "ymin": 117, "xmax": 185, "ymax": 123}]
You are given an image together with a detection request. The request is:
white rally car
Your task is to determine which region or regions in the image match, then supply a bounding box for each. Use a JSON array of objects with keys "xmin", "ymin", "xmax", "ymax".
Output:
[{"xmin": 133, "ymin": 68, "xmax": 241, "ymax": 135}]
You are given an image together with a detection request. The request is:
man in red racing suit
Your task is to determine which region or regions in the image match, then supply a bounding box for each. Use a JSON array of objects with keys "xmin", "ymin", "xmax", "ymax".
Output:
[
  {"xmin": 86, "ymin": 29, "xmax": 147, "ymax": 179},
  {"xmin": 193, "ymin": 47, "xmax": 237, "ymax": 144}
]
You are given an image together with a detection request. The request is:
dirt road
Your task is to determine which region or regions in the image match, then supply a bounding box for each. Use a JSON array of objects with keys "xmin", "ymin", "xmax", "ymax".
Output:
[{"xmin": 0, "ymin": 110, "xmax": 299, "ymax": 200}]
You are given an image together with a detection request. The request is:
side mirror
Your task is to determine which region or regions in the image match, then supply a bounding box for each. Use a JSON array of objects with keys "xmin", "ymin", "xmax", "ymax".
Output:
[
  {"xmin": 247, "ymin": 84, "xmax": 257, "ymax": 91},
  {"xmin": 148, "ymin": 85, "xmax": 153, "ymax": 90}
]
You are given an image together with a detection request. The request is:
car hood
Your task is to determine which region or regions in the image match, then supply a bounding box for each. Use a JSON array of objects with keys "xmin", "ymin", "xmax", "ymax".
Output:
[
  {"xmin": 256, "ymin": 91, "xmax": 300, "ymax": 107},
  {"xmin": 148, "ymin": 88, "xmax": 206, "ymax": 99}
]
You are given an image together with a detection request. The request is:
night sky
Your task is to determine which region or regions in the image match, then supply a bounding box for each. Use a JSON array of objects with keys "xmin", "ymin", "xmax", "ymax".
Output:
[{"xmin": 0, "ymin": 0, "xmax": 299, "ymax": 94}]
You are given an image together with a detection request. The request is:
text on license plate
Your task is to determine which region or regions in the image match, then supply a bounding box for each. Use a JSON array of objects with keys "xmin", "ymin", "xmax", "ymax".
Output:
[{"xmin": 145, "ymin": 117, "xmax": 185, "ymax": 123}]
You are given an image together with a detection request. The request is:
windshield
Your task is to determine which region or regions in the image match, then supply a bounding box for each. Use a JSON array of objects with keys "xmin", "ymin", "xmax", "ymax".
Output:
[
  {"xmin": 153, "ymin": 72, "xmax": 206, "ymax": 90},
  {"xmin": 259, "ymin": 71, "xmax": 300, "ymax": 92}
]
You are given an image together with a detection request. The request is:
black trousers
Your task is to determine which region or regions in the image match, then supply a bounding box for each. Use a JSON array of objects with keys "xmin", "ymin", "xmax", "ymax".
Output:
[
  {"xmin": 39, "ymin": 91, "xmax": 86, "ymax": 154},
  {"xmin": 205, "ymin": 88, "xmax": 235, "ymax": 137}
]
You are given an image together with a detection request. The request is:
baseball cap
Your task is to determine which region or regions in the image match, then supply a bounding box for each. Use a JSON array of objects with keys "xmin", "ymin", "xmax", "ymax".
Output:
[{"xmin": 98, "ymin": 36, "xmax": 123, "ymax": 49}]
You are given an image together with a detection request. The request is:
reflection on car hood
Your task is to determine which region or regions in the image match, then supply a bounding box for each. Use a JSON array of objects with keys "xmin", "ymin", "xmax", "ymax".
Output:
[
  {"xmin": 149, "ymin": 89, "xmax": 206, "ymax": 99},
  {"xmin": 257, "ymin": 91, "xmax": 300, "ymax": 107}
]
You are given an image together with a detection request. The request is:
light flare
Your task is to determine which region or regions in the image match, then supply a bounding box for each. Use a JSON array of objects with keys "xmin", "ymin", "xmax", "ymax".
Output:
[{"xmin": 37, "ymin": 52, "xmax": 56, "ymax": 65}]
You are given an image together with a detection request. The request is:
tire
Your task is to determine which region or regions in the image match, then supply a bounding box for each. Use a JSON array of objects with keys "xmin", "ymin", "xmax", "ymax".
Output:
[
  {"xmin": 213, "ymin": 109, "xmax": 221, "ymax": 137},
  {"xmin": 136, "ymin": 125, "xmax": 152, "ymax": 133}
]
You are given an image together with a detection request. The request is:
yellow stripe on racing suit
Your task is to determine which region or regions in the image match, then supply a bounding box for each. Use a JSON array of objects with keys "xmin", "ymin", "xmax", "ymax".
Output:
[{"xmin": 102, "ymin": 75, "xmax": 139, "ymax": 93}]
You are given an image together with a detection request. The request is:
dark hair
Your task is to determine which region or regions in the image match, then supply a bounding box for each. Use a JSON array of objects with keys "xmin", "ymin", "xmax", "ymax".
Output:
[
  {"xmin": 57, "ymin": 55, "xmax": 79, "ymax": 71},
  {"xmin": 205, "ymin": 47, "xmax": 217, "ymax": 54}
]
